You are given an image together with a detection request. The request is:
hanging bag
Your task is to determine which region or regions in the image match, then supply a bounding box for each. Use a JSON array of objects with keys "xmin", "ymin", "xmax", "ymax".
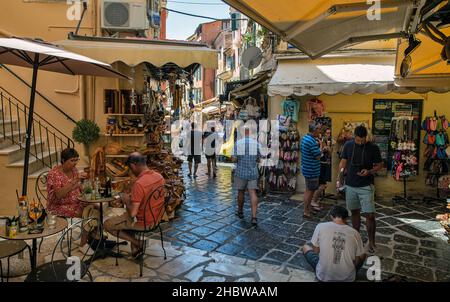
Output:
[
  {"xmin": 430, "ymin": 117, "xmax": 437, "ymax": 131},
  {"xmin": 428, "ymin": 133, "xmax": 436, "ymax": 145},
  {"xmin": 238, "ymin": 99, "xmax": 250, "ymax": 121},
  {"xmin": 436, "ymin": 133, "xmax": 445, "ymax": 146},
  {"xmin": 254, "ymin": 98, "xmax": 261, "ymax": 119}
]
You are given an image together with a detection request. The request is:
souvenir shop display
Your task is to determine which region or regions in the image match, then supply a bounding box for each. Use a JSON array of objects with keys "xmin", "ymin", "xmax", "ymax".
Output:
[
  {"xmin": 390, "ymin": 116, "xmax": 420, "ymax": 203},
  {"xmin": 315, "ymin": 116, "xmax": 335, "ymax": 200},
  {"xmin": 237, "ymin": 96, "xmax": 261, "ymax": 121},
  {"xmin": 281, "ymin": 98, "xmax": 299, "ymax": 122},
  {"xmin": 268, "ymin": 124, "xmax": 300, "ymax": 192},
  {"xmin": 422, "ymin": 113, "xmax": 450, "ymax": 202},
  {"xmin": 307, "ymin": 98, "xmax": 325, "ymax": 122},
  {"xmin": 373, "ymin": 99, "xmax": 422, "ymax": 175},
  {"xmin": 100, "ymin": 72, "xmax": 186, "ymax": 220}
]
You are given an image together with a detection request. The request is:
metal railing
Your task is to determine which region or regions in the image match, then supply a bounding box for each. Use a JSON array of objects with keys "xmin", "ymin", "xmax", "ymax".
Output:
[
  {"xmin": 0, "ymin": 64, "xmax": 77, "ymax": 124},
  {"xmin": 0, "ymin": 87, "xmax": 75, "ymax": 169}
]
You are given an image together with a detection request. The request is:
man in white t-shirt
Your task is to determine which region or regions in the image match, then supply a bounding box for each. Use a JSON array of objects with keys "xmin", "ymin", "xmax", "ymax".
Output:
[{"xmin": 302, "ymin": 206, "xmax": 367, "ymax": 282}]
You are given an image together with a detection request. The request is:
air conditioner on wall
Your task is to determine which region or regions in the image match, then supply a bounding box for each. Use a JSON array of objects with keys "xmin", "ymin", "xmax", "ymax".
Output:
[{"xmin": 101, "ymin": 0, "xmax": 149, "ymax": 31}]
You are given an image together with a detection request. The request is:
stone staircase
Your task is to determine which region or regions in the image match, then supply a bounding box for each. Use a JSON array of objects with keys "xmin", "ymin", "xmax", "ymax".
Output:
[{"xmin": 0, "ymin": 87, "xmax": 75, "ymax": 215}]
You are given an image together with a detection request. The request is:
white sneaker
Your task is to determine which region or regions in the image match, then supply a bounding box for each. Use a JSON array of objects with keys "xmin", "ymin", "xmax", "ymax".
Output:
[{"xmin": 78, "ymin": 244, "xmax": 95, "ymax": 256}]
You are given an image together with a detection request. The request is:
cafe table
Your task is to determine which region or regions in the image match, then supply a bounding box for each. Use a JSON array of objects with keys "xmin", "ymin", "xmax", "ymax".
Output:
[
  {"xmin": 77, "ymin": 196, "xmax": 125, "ymax": 259},
  {"xmin": 0, "ymin": 217, "xmax": 67, "ymax": 274}
]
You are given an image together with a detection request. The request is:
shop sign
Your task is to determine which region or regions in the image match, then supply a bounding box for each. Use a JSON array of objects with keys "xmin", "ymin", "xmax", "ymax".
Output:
[{"xmin": 392, "ymin": 103, "xmax": 412, "ymax": 116}]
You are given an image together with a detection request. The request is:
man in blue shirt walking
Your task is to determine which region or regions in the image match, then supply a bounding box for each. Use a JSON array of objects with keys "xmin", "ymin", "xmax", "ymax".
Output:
[
  {"xmin": 232, "ymin": 126, "xmax": 260, "ymax": 226},
  {"xmin": 301, "ymin": 122, "xmax": 322, "ymax": 219}
]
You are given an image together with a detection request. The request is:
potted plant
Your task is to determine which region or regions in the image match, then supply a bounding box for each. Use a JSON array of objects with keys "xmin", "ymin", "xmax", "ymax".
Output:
[
  {"xmin": 72, "ymin": 119, "xmax": 100, "ymax": 168},
  {"xmin": 83, "ymin": 186, "xmax": 93, "ymax": 200}
]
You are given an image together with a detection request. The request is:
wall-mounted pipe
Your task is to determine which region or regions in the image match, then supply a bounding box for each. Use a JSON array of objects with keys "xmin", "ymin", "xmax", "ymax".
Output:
[{"xmin": 54, "ymin": 76, "xmax": 80, "ymax": 95}]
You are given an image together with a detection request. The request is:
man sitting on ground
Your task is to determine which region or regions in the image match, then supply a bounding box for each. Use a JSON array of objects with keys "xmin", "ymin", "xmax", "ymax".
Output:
[
  {"xmin": 302, "ymin": 205, "xmax": 367, "ymax": 282},
  {"xmin": 104, "ymin": 152, "xmax": 165, "ymax": 258}
]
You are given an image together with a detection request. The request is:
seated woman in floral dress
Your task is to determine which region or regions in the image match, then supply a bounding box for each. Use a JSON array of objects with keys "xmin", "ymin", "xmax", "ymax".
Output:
[
  {"xmin": 47, "ymin": 148, "xmax": 95, "ymax": 254},
  {"xmin": 47, "ymin": 148, "xmax": 86, "ymax": 217}
]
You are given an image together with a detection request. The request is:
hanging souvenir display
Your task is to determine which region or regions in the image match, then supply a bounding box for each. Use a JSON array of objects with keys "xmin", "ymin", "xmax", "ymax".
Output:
[
  {"xmin": 307, "ymin": 98, "xmax": 325, "ymax": 122},
  {"xmin": 281, "ymin": 98, "xmax": 299, "ymax": 122},
  {"xmin": 390, "ymin": 116, "xmax": 419, "ymax": 180},
  {"xmin": 422, "ymin": 114, "xmax": 449, "ymax": 198},
  {"xmin": 268, "ymin": 124, "xmax": 300, "ymax": 192}
]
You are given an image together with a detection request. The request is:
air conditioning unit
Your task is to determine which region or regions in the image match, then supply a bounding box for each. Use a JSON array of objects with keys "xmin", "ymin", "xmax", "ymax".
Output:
[{"xmin": 101, "ymin": 0, "xmax": 149, "ymax": 31}]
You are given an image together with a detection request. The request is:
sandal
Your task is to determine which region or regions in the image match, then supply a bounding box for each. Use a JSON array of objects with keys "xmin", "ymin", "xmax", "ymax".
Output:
[
  {"xmin": 236, "ymin": 211, "xmax": 244, "ymax": 219},
  {"xmin": 251, "ymin": 217, "xmax": 258, "ymax": 226},
  {"xmin": 131, "ymin": 248, "xmax": 144, "ymax": 260},
  {"xmin": 303, "ymin": 214, "xmax": 313, "ymax": 220},
  {"xmin": 311, "ymin": 205, "xmax": 324, "ymax": 212}
]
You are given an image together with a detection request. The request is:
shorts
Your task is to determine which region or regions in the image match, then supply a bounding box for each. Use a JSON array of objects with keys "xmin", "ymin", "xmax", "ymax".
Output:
[
  {"xmin": 104, "ymin": 213, "xmax": 145, "ymax": 233},
  {"xmin": 235, "ymin": 176, "xmax": 258, "ymax": 190},
  {"xmin": 187, "ymin": 155, "xmax": 201, "ymax": 164},
  {"xmin": 346, "ymin": 185, "xmax": 376, "ymax": 214},
  {"xmin": 304, "ymin": 250, "xmax": 319, "ymax": 270},
  {"xmin": 205, "ymin": 154, "xmax": 216, "ymax": 160},
  {"xmin": 305, "ymin": 177, "xmax": 320, "ymax": 191},
  {"xmin": 319, "ymin": 164, "xmax": 332, "ymax": 185}
]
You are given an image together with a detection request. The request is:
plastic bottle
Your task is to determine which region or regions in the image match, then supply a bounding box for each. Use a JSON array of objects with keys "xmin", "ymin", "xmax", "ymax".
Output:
[
  {"xmin": 17, "ymin": 196, "xmax": 29, "ymax": 232},
  {"xmin": 9, "ymin": 220, "xmax": 17, "ymax": 238},
  {"xmin": 94, "ymin": 177, "xmax": 101, "ymax": 199}
]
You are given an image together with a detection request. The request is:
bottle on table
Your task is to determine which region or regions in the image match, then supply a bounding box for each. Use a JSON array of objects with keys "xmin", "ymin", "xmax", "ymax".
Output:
[
  {"xmin": 9, "ymin": 219, "xmax": 17, "ymax": 238},
  {"xmin": 105, "ymin": 177, "xmax": 112, "ymax": 198},
  {"xmin": 17, "ymin": 196, "xmax": 29, "ymax": 232},
  {"xmin": 94, "ymin": 177, "xmax": 100, "ymax": 200}
]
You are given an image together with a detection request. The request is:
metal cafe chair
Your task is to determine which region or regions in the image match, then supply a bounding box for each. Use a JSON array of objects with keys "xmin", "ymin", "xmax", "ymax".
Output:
[
  {"xmin": 25, "ymin": 217, "xmax": 102, "ymax": 282},
  {"xmin": 0, "ymin": 240, "xmax": 32, "ymax": 282},
  {"xmin": 35, "ymin": 170, "xmax": 76, "ymax": 255},
  {"xmin": 114, "ymin": 184, "xmax": 172, "ymax": 277}
]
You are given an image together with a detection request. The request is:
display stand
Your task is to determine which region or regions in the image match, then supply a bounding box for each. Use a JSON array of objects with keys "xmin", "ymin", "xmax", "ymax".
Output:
[
  {"xmin": 392, "ymin": 175, "xmax": 418, "ymax": 204},
  {"xmin": 421, "ymin": 112, "xmax": 449, "ymax": 203},
  {"xmin": 423, "ymin": 161, "xmax": 448, "ymax": 203}
]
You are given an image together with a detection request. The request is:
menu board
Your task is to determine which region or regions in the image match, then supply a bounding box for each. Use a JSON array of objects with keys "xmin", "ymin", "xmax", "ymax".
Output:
[{"xmin": 372, "ymin": 99, "xmax": 423, "ymax": 175}]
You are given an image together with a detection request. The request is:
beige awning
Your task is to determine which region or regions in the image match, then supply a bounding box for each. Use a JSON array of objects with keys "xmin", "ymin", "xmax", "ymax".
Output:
[
  {"xmin": 230, "ymin": 72, "xmax": 269, "ymax": 98},
  {"xmin": 55, "ymin": 37, "xmax": 218, "ymax": 69},
  {"xmin": 394, "ymin": 27, "xmax": 450, "ymax": 93},
  {"xmin": 268, "ymin": 53, "xmax": 406, "ymax": 96},
  {"xmin": 223, "ymin": 0, "xmax": 420, "ymax": 59}
]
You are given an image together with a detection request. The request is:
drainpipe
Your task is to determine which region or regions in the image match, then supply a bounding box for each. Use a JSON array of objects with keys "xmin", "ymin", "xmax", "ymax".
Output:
[{"xmin": 81, "ymin": 75, "xmax": 87, "ymax": 120}]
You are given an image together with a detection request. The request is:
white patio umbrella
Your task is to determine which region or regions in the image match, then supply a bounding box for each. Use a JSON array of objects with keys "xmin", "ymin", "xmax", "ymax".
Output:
[{"xmin": 0, "ymin": 37, "xmax": 128, "ymax": 198}]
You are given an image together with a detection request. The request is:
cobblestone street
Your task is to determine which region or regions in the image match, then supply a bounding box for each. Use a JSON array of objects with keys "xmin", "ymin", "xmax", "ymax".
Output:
[
  {"xmin": 158, "ymin": 163, "xmax": 450, "ymax": 282},
  {"xmin": 3, "ymin": 163, "xmax": 450, "ymax": 282}
]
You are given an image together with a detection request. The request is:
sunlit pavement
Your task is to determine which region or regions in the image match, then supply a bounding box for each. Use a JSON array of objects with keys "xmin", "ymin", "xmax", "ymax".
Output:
[{"xmin": 3, "ymin": 163, "xmax": 450, "ymax": 282}]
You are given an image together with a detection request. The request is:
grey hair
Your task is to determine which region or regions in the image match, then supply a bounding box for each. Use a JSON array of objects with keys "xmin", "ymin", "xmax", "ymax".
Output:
[{"xmin": 309, "ymin": 122, "xmax": 320, "ymax": 133}]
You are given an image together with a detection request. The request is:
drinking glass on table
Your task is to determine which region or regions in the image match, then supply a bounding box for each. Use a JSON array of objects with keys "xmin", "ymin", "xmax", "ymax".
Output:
[
  {"xmin": 47, "ymin": 214, "xmax": 57, "ymax": 229},
  {"xmin": 28, "ymin": 200, "xmax": 43, "ymax": 230}
]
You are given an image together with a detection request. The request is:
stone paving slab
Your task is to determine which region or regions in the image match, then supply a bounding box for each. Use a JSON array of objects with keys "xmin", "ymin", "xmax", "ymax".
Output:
[{"xmin": 160, "ymin": 163, "xmax": 450, "ymax": 282}]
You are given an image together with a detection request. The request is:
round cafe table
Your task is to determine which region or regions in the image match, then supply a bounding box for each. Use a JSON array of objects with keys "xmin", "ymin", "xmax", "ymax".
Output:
[
  {"xmin": 78, "ymin": 196, "xmax": 125, "ymax": 260},
  {"xmin": 78, "ymin": 196, "xmax": 115, "ymax": 234},
  {"xmin": 0, "ymin": 217, "xmax": 67, "ymax": 274}
]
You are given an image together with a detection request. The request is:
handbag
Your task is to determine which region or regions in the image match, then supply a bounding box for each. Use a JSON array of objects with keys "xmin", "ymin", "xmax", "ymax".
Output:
[
  {"xmin": 238, "ymin": 99, "xmax": 249, "ymax": 121},
  {"xmin": 436, "ymin": 133, "xmax": 446, "ymax": 146},
  {"xmin": 430, "ymin": 118, "xmax": 437, "ymax": 131}
]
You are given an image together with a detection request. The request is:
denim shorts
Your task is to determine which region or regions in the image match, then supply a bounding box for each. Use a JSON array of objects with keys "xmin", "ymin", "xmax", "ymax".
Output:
[
  {"xmin": 304, "ymin": 250, "xmax": 319, "ymax": 270},
  {"xmin": 346, "ymin": 185, "xmax": 375, "ymax": 213},
  {"xmin": 305, "ymin": 177, "xmax": 319, "ymax": 191},
  {"xmin": 235, "ymin": 176, "xmax": 258, "ymax": 190}
]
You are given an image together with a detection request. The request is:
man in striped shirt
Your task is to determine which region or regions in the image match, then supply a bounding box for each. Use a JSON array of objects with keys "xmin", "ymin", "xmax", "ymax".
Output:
[{"xmin": 301, "ymin": 122, "xmax": 322, "ymax": 218}]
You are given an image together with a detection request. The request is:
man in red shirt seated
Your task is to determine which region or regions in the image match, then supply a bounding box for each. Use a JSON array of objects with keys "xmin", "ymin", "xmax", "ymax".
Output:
[{"xmin": 104, "ymin": 152, "xmax": 166, "ymax": 258}]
